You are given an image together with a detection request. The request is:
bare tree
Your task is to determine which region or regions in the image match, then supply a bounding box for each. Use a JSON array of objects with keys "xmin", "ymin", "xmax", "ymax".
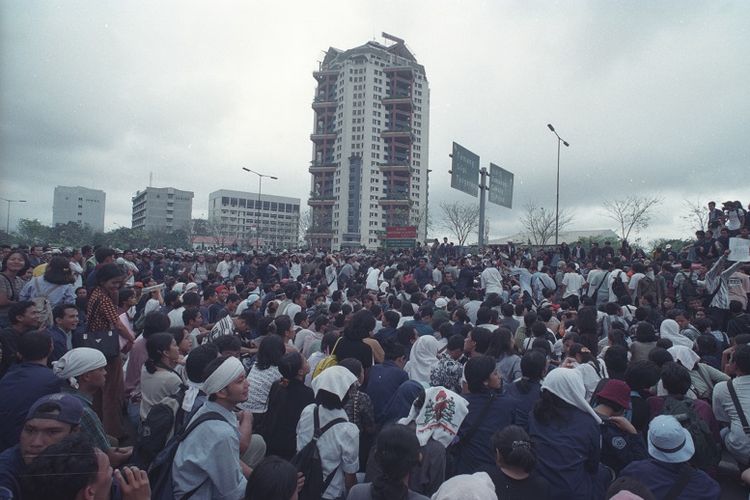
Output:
[
  {"xmin": 519, "ymin": 202, "xmax": 574, "ymax": 245},
  {"xmin": 439, "ymin": 201, "xmax": 480, "ymax": 246},
  {"xmin": 681, "ymin": 199, "xmax": 708, "ymax": 232},
  {"xmin": 602, "ymin": 195, "xmax": 661, "ymax": 241}
]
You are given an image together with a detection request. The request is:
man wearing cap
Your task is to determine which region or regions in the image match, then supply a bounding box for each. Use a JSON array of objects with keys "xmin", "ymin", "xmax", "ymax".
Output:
[
  {"xmin": 0, "ymin": 393, "xmax": 83, "ymax": 499},
  {"xmin": 592, "ymin": 380, "xmax": 648, "ymax": 473},
  {"xmin": 53, "ymin": 347, "xmax": 132, "ymax": 467},
  {"xmin": 0, "ymin": 330, "xmax": 62, "ymax": 452},
  {"xmin": 619, "ymin": 415, "xmax": 720, "ymax": 499},
  {"xmin": 172, "ymin": 355, "xmax": 254, "ymax": 499}
]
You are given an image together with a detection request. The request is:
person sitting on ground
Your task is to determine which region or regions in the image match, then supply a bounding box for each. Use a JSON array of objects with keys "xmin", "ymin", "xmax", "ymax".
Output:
[
  {"xmin": 505, "ymin": 349, "xmax": 547, "ymax": 431},
  {"xmin": 52, "ymin": 347, "xmax": 132, "ymax": 467},
  {"xmin": 385, "ymin": 386, "xmax": 468, "ymax": 496},
  {"xmin": 242, "ymin": 334, "xmax": 285, "ymax": 422},
  {"xmin": 261, "ymin": 351, "xmax": 314, "ymax": 461},
  {"xmin": 591, "ymin": 379, "xmax": 649, "ymax": 474},
  {"xmin": 172, "ymin": 355, "xmax": 255, "ymax": 499},
  {"xmin": 489, "ymin": 424, "xmax": 550, "ymax": 500},
  {"xmin": 711, "ymin": 343, "xmax": 750, "ymax": 467},
  {"xmin": 0, "ymin": 329, "xmax": 62, "ymax": 451},
  {"xmin": 429, "ymin": 334, "xmax": 465, "ymax": 394},
  {"xmin": 529, "ymin": 367, "xmax": 610, "ymax": 500},
  {"xmin": 244, "ymin": 456, "xmax": 301, "ymax": 500},
  {"xmin": 618, "ymin": 415, "xmax": 720, "ymax": 500},
  {"xmin": 21, "ymin": 432, "xmax": 151, "ymax": 500},
  {"xmin": 663, "ymin": 345, "xmax": 729, "ymax": 402},
  {"xmin": 349, "ymin": 424, "xmax": 429, "ymax": 500},
  {"xmin": 366, "ymin": 342, "xmax": 408, "ymax": 421},
  {"xmin": 139, "ymin": 332, "xmax": 183, "ymax": 422},
  {"xmin": 453, "ymin": 355, "xmax": 516, "ymax": 475},
  {"xmin": 0, "ymin": 393, "xmax": 83, "ymax": 499},
  {"xmin": 297, "ymin": 365, "xmax": 360, "ymax": 500}
]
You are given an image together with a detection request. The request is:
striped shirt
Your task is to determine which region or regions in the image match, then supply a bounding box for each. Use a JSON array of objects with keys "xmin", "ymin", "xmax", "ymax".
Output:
[{"xmin": 699, "ymin": 255, "xmax": 744, "ymax": 309}]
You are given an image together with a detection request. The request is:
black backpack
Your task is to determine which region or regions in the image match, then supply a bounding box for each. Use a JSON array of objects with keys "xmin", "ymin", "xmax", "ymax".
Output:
[
  {"xmin": 662, "ymin": 397, "xmax": 721, "ymax": 469},
  {"xmin": 148, "ymin": 410, "xmax": 226, "ymax": 500},
  {"xmin": 291, "ymin": 405, "xmax": 346, "ymax": 500},
  {"xmin": 678, "ymin": 272, "xmax": 699, "ymax": 301},
  {"xmin": 133, "ymin": 385, "xmax": 187, "ymax": 469},
  {"xmin": 611, "ymin": 271, "xmax": 627, "ymax": 299}
]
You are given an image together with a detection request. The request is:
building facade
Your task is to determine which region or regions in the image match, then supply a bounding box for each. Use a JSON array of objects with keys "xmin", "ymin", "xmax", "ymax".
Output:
[
  {"xmin": 307, "ymin": 33, "xmax": 430, "ymax": 250},
  {"xmin": 208, "ymin": 189, "xmax": 300, "ymax": 250},
  {"xmin": 52, "ymin": 186, "xmax": 106, "ymax": 233},
  {"xmin": 131, "ymin": 187, "xmax": 193, "ymax": 232}
]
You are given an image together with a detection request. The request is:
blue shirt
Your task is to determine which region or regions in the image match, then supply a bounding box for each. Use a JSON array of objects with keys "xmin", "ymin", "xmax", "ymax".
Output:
[
  {"xmin": 0, "ymin": 445, "xmax": 24, "ymax": 499},
  {"xmin": 529, "ymin": 405, "xmax": 602, "ymax": 500},
  {"xmin": 505, "ymin": 379, "xmax": 541, "ymax": 431},
  {"xmin": 0, "ymin": 363, "xmax": 62, "ymax": 452},
  {"xmin": 455, "ymin": 391, "xmax": 516, "ymax": 475},
  {"xmin": 364, "ymin": 361, "xmax": 408, "ymax": 422},
  {"xmin": 620, "ymin": 459, "xmax": 720, "ymax": 500},
  {"xmin": 46, "ymin": 326, "xmax": 71, "ymax": 363}
]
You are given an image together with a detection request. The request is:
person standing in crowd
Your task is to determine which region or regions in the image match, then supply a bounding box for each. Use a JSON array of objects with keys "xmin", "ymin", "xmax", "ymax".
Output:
[{"xmin": 0, "ymin": 250, "xmax": 30, "ymax": 328}]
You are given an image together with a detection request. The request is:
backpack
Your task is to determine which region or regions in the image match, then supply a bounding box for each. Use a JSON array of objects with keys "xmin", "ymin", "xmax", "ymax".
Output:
[
  {"xmin": 661, "ymin": 397, "xmax": 721, "ymax": 468},
  {"xmin": 132, "ymin": 385, "xmax": 187, "ymax": 469},
  {"xmin": 312, "ymin": 337, "xmax": 342, "ymax": 379},
  {"xmin": 148, "ymin": 410, "xmax": 226, "ymax": 500},
  {"xmin": 291, "ymin": 405, "xmax": 346, "ymax": 500},
  {"xmin": 32, "ymin": 278, "xmax": 61, "ymax": 328},
  {"xmin": 611, "ymin": 271, "xmax": 627, "ymax": 299},
  {"xmin": 637, "ymin": 275, "xmax": 657, "ymax": 300},
  {"xmin": 678, "ymin": 272, "xmax": 699, "ymax": 301}
]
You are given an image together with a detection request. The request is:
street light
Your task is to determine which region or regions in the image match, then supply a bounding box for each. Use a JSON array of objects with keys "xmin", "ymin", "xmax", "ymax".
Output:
[
  {"xmin": 0, "ymin": 198, "xmax": 27, "ymax": 235},
  {"xmin": 241, "ymin": 168, "xmax": 278, "ymax": 250},
  {"xmin": 547, "ymin": 124, "xmax": 569, "ymax": 246}
]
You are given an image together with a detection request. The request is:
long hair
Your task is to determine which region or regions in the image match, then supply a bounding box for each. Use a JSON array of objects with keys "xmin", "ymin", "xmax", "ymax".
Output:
[
  {"xmin": 144, "ymin": 332, "xmax": 174, "ymax": 374},
  {"xmin": 43, "ymin": 256, "xmax": 75, "ymax": 285},
  {"xmin": 533, "ymin": 389, "xmax": 575, "ymax": 424},
  {"xmin": 372, "ymin": 425, "xmax": 421, "ymax": 500}
]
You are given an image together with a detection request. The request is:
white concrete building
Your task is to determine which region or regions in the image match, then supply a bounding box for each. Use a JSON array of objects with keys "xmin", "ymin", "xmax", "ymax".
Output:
[
  {"xmin": 53, "ymin": 186, "xmax": 106, "ymax": 233},
  {"xmin": 307, "ymin": 33, "xmax": 430, "ymax": 250},
  {"xmin": 131, "ymin": 187, "xmax": 193, "ymax": 232},
  {"xmin": 208, "ymin": 190, "xmax": 300, "ymax": 250}
]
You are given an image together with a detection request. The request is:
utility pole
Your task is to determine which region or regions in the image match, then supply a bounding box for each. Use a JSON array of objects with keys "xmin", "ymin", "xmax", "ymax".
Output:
[{"xmin": 478, "ymin": 167, "xmax": 488, "ymax": 247}]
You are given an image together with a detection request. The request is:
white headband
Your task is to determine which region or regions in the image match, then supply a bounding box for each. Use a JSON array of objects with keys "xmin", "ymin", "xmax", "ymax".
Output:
[
  {"xmin": 202, "ymin": 356, "xmax": 245, "ymax": 396},
  {"xmin": 52, "ymin": 348, "xmax": 107, "ymax": 389}
]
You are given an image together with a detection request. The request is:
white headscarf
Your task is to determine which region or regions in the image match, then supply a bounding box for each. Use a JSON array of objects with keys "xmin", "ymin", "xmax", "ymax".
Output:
[
  {"xmin": 659, "ymin": 319, "xmax": 694, "ymax": 349},
  {"xmin": 431, "ymin": 472, "xmax": 498, "ymax": 500},
  {"xmin": 404, "ymin": 336, "xmax": 440, "ymax": 385},
  {"xmin": 398, "ymin": 386, "xmax": 469, "ymax": 447},
  {"xmin": 202, "ymin": 356, "xmax": 244, "ymax": 396},
  {"xmin": 52, "ymin": 348, "xmax": 107, "ymax": 389},
  {"xmin": 311, "ymin": 365, "xmax": 357, "ymax": 401},
  {"xmin": 667, "ymin": 345, "xmax": 701, "ymax": 370},
  {"xmin": 541, "ymin": 367, "xmax": 602, "ymax": 423}
]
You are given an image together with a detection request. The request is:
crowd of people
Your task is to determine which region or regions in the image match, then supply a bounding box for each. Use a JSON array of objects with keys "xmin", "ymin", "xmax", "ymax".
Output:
[{"xmin": 0, "ymin": 199, "xmax": 749, "ymax": 500}]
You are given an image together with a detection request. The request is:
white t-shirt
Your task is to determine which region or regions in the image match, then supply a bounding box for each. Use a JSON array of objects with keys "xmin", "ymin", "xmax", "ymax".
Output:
[
  {"xmin": 365, "ymin": 267, "xmax": 382, "ymax": 291},
  {"xmin": 562, "ymin": 272, "xmax": 584, "ymax": 298},
  {"xmin": 628, "ymin": 273, "xmax": 645, "ymax": 292}
]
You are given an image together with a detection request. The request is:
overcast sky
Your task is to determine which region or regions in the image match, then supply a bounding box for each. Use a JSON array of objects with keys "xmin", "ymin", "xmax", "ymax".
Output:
[{"xmin": 1, "ymin": 1, "xmax": 748, "ymax": 244}]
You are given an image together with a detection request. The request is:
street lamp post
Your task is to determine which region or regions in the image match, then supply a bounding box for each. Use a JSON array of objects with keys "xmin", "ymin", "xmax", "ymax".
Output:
[
  {"xmin": 547, "ymin": 124, "xmax": 569, "ymax": 246},
  {"xmin": 0, "ymin": 198, "xmax": 27, "ymax": 235},
  {"xmin": 241, "ymin": 168, "xmax": 278, "ymax": 250}
]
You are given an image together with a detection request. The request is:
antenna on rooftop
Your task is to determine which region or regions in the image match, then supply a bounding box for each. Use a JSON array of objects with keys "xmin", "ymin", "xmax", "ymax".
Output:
[{"xmin": 149, "ymin": 172, "xmax": 153, "ymax": 187}]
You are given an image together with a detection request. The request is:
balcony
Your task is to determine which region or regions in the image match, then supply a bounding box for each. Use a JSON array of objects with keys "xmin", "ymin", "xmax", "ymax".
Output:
[
  {"xmin": 308, "ymin": 194, "xmax": 336, "ymax": 207},
  {"xmin": 307, "ymin": 225, "xmax": 334, "ymax": 237},
  {"xmin": 313, "ymin": 68, "xmax": 339, "ymax": 79},
  {"xmin": 312, "ymin": 96, "xmax": 337, "ymax": 110},
  {"xmin": 384, "ymin": 65, "xmax": 414, "ymax": 74},
  {"xmin": 310, "ymin": 128, "xmax": 337, "ymax": 142},
  {"xmin": 309, "ymin": 160, "xmax": 337, "ymax": 174},
  {"xmin": 381, "ymin": 125, "xmax": 413, "ymax": 139},
  {"xmin": 378, "ymin": 161, "xmax": 411, "ymax": 173},
  {"xmin": 382, "ymin": 92, "xmax": 412, "ymax": 106},
  {"xmin": 378, "ymin": 192, "xmax": 411, "ymax": 206}
]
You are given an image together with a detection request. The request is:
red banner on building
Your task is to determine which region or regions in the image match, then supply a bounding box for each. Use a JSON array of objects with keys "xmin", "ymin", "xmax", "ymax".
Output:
[{"xmin": 386, "ymin": 226, "xmax": 417, "ymax": 239}]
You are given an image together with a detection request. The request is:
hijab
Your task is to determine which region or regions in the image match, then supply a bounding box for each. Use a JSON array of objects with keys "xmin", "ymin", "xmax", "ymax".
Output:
[
  {"xmin": 404, "ymin": 335, "xmax": 440, "ymax": 385},
  {"xmin": 398, "ymin": 386, "xmax": 469, "ymax": 447},
  {"xmin": 659, "ymin": 319, "xmax": 694, "ymax": 349},
  {"xmin": 541, "ymin": 367, "xmax": 602, "ymax": 423}
]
